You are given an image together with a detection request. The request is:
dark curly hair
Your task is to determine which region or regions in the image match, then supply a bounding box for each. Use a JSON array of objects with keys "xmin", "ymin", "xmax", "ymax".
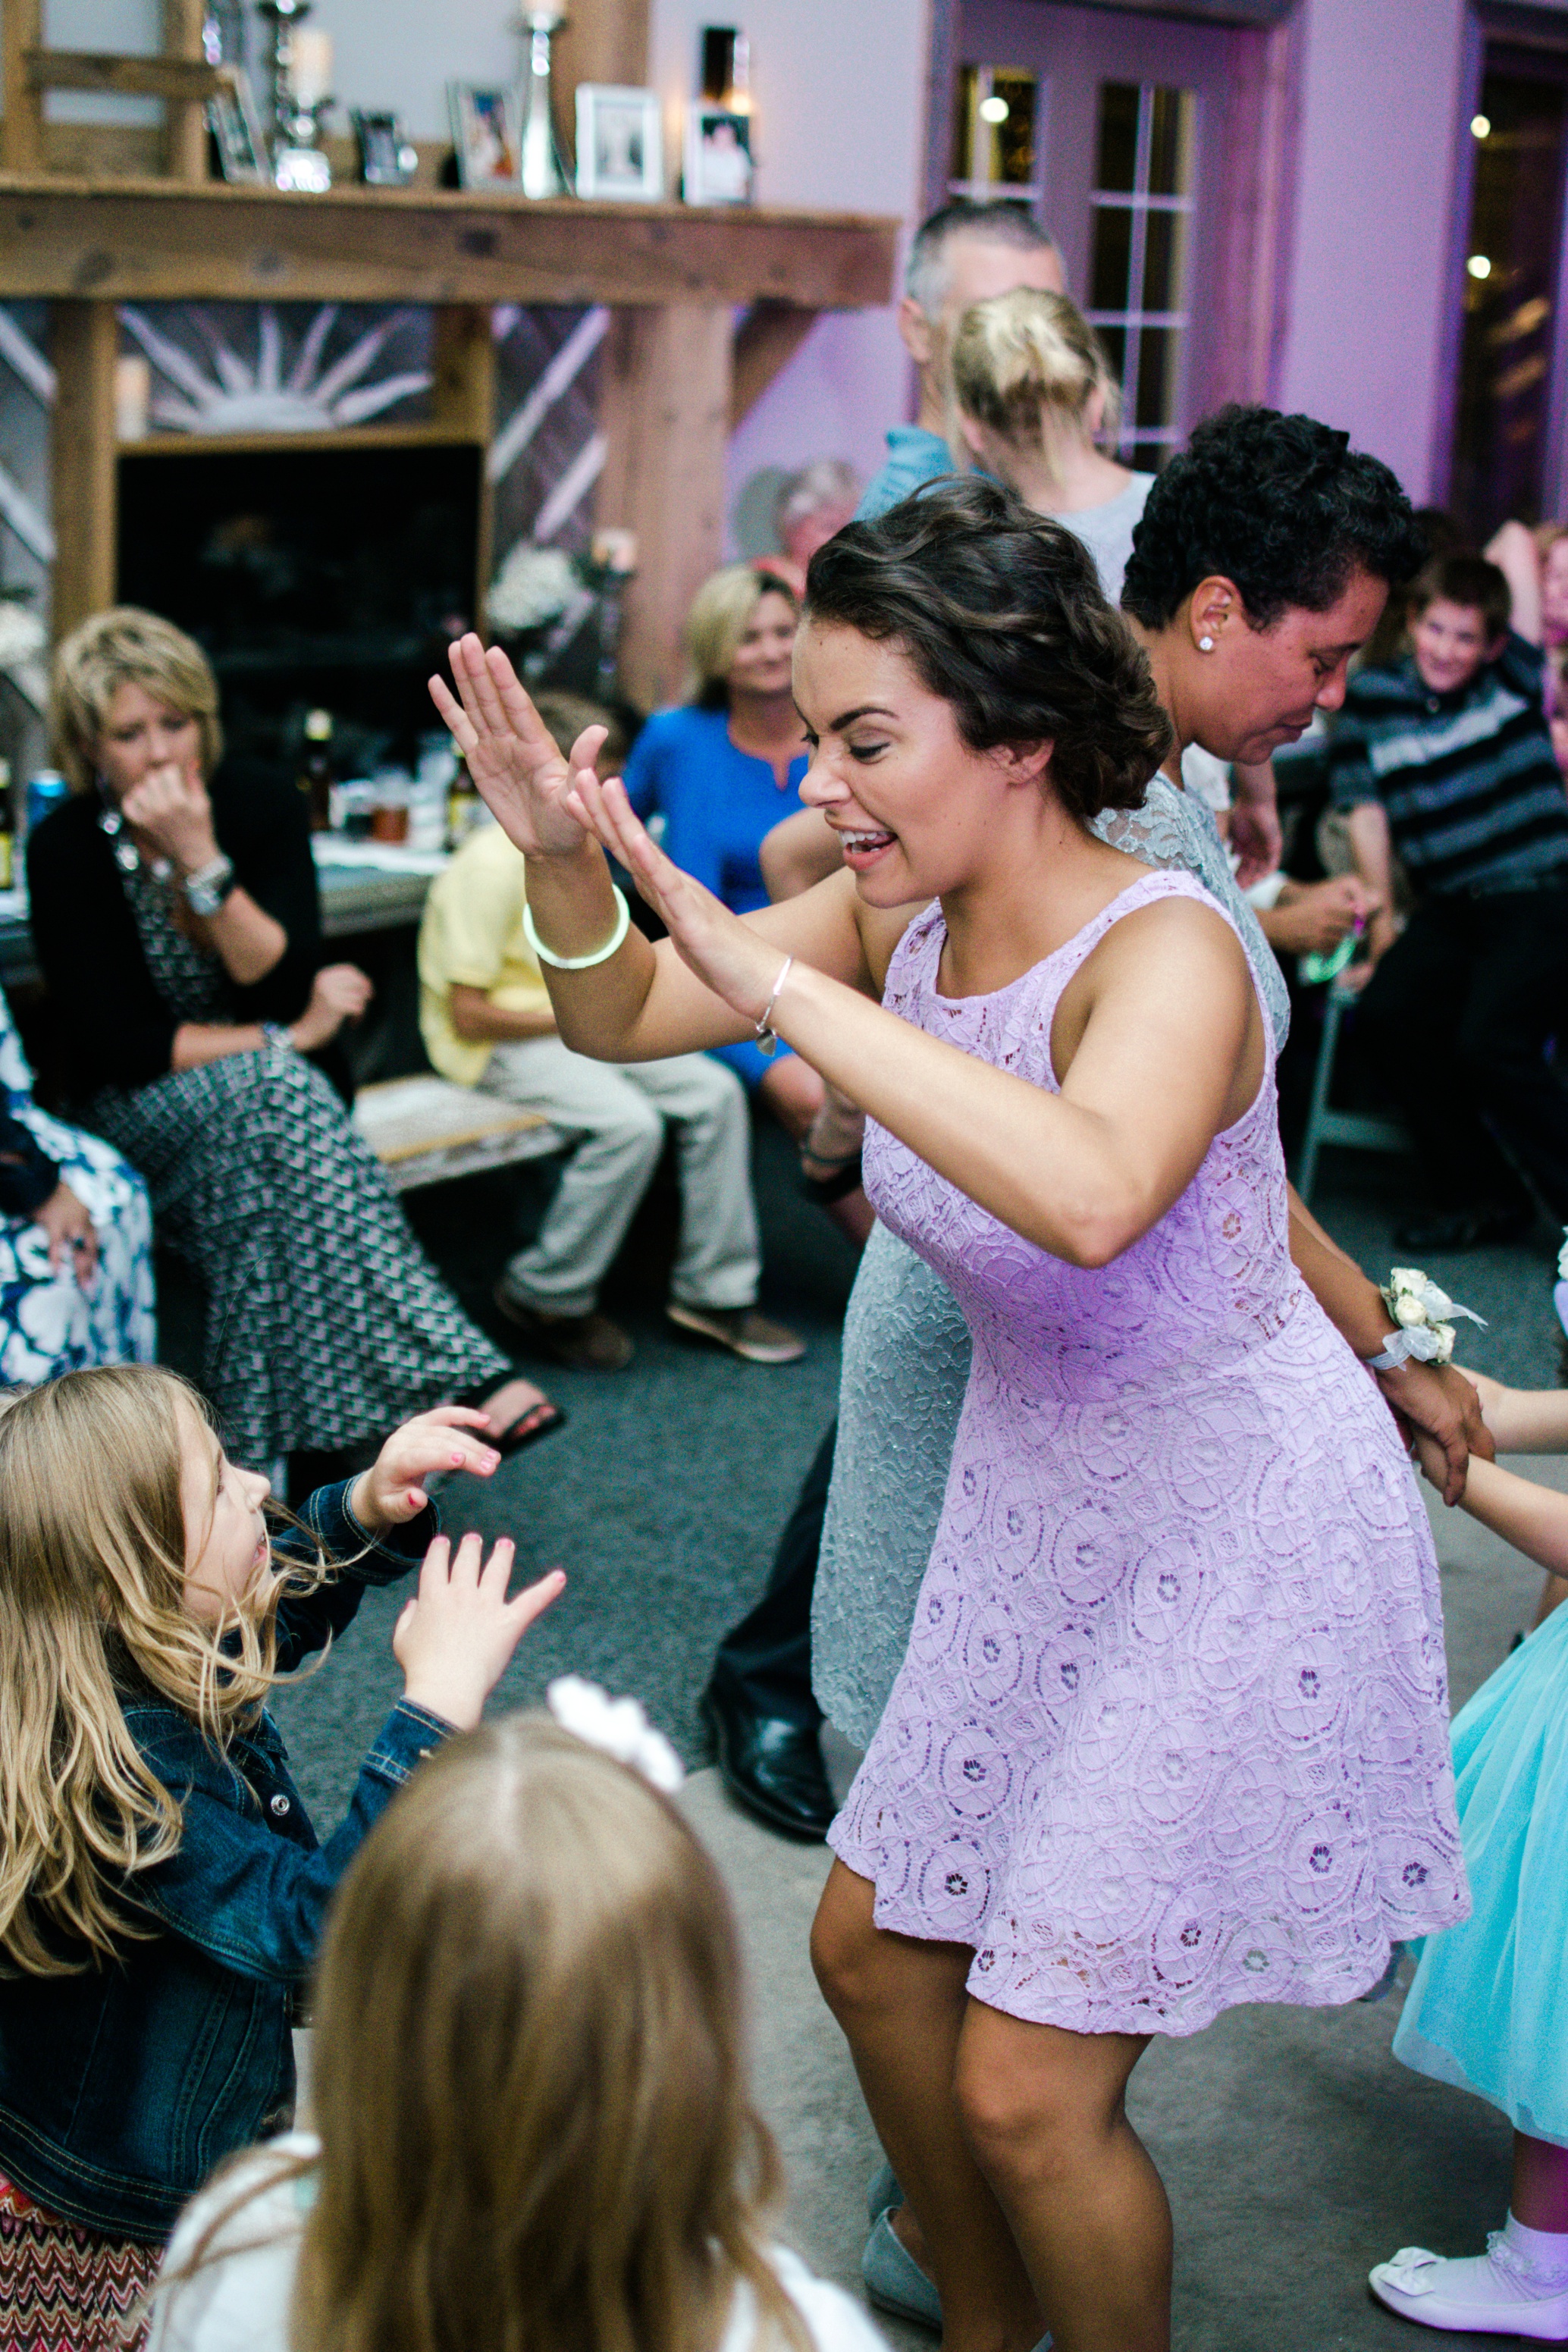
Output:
[
  {"xmin": 802, "ymin": 477, "xmax": 1170, "ymax": 822},
  {"xmin": 1121, "ymin": 405, "xmax": 1427, "ymax": 631}
]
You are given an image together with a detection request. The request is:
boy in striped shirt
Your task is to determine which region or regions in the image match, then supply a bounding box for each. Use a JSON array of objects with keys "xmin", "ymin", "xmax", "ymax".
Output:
[{"xmin": 1330, "ymin": 537, "xmax": 1568, "ymax": 1252}]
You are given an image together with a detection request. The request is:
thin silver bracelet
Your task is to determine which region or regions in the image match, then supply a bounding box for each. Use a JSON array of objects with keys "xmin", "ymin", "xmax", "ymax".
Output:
[{"xmin": 754, "ymin": 956, "xmax": 795, "ymax": 1058}]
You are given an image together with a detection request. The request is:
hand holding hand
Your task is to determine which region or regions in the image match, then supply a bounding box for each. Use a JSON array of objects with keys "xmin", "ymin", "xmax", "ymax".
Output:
[
  {"xmin": 565, "ymin": 767, "xmax": 788, "ymax": 1024},
  {"xmin": 1375, "ymin": 1358, "xmax": 1494, "ymax": 1506},
  {"xmin": 430, "ymin": 635, "xmax": 603, "ymax": 860},
  {"xmin": 33, "ymin": 1181, "xmax": 98, "ymax": 1278},
  {"xmin": 393, "ymin": 1531, "xmax": 565, "ymax": 1731},
  {"xmin": 121, "ymin": 760, "xmax": 218, "ymax": 875},
  {"xmin": 291, "ymin": 964, "xmax": 373, "ymax": 1052},
  {"xmin": 350, "ymin": 1406, "xmax": 503, "ymax": 1529}
]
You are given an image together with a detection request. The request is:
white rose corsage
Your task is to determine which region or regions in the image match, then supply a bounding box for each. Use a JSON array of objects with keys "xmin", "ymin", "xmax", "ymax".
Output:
[
  {"xmin": 546, "ymin": 1674, "xmax": 684, "ymax": 1793},
  {"xmin": 1368, "ymin": 1266, "xmax": 1486, "ymax": 1369}
]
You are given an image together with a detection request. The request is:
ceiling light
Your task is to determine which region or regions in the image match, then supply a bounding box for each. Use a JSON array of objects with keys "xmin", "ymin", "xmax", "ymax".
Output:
[
  {"xmin": 978, "ymin": 95, "xmax": 1009, "ymax": 124},
  {"xmin": 1466, "ymin": 253, "xmax": 1492, "ymax": 280},
  {"xmin": 1470, "ymin": 113, "xmax": 1491, "ymax": 139}
]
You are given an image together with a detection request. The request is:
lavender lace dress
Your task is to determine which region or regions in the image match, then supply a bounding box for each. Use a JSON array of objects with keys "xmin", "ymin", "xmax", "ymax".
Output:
[{"xmin": 829, "ymin": 869, "xmax": 1466, "ymax": 2034}]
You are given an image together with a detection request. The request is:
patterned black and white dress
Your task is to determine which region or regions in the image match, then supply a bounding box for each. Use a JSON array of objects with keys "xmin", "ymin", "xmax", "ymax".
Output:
[{"xmin": 80, "ymin": 855, "xmax": 508, "ymax": 1467}]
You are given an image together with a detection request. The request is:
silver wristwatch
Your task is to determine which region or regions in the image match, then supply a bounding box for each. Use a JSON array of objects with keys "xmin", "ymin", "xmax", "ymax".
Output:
[{"xmin": 183, "ymin": 853, "xmax": 236, "ymax": 918}]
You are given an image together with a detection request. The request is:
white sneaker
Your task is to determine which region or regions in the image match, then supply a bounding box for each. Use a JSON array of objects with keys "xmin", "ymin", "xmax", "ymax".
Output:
[{"xmin": 1370, "ymin": 2237, "xmax": 1568, "ymax": 2337}]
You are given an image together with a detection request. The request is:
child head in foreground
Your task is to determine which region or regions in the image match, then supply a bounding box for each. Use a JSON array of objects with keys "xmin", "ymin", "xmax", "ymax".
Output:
[
  {"xmin": 149, "ymin": 1715, "xmax": 859, "ymax": 2352},
  {"xmin": 1406, "ymin": 550, "xmax": 1511, "ymax": 698}
]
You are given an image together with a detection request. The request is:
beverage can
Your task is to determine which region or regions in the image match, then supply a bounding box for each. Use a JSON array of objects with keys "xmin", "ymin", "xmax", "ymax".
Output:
[{"xmin": 25, "ymin": 770, "xmax": 70, "ymax": 836}]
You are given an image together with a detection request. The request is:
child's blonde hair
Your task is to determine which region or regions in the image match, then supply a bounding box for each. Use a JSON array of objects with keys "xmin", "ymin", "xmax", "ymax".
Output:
[
  {"xmin": 284, "ymin": 1715, "xmax": 810, "ymax": 2352},
  {"xmin": 0, "ymin": 1367, "xmax": 309, "ymax": 1974},
  {"xmin": 952, "ymin": 286, "xmax": 1124, "ymax": 450}
]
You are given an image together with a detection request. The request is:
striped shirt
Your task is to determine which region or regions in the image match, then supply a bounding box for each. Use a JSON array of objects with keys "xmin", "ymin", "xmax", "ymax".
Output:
[{"xmin": 1328, "ymin": 632, "xmax": 1568, "ymax": 893}]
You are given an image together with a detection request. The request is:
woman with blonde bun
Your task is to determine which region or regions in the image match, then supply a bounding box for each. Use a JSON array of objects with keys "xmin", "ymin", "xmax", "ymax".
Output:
[{"xmin": 952, "ymin": 286, "xmax": 1151, "ymax": 602}]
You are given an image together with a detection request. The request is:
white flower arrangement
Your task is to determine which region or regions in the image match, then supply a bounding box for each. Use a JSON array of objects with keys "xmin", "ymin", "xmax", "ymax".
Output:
[
  {"xmin": 488, "ymin": 541, "xmax": 580, "ymax": 635},
  {"xmin": 1379, "ymin": 1266, "xmax": 1486, "ymax": 1366},
  {"xmin": 546, "ymin": 1674, "xmax": 684, "ymax": 1793}
]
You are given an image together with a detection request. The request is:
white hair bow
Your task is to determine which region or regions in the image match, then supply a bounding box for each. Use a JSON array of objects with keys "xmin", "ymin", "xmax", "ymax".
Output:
[{"xmin": 546, "ymin": 1675, "xmax": 685, "ymax": 1793}]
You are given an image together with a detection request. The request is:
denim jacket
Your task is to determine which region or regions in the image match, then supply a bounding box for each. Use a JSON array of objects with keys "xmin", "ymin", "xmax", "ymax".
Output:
[{"xmin": 0, "ymin": 1482, "xmax": 450, "ymax": 2243}]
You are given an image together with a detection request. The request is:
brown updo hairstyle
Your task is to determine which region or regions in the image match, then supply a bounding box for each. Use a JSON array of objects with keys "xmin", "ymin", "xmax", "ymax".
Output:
[{"xmin": 803, "ymin": 476, "xmax": 1169, "ymax": 822}]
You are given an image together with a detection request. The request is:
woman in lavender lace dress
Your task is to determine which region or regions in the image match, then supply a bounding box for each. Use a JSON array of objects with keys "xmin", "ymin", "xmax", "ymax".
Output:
[{"xmin": 432, "ymin": 476, "xmax": 1466, "ymax": 2352}]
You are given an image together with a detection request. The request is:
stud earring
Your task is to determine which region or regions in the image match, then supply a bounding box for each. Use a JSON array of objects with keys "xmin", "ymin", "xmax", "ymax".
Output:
[{"xmin": 1199, "ymin": 635, "xmax": 1215, "ymax": 651}]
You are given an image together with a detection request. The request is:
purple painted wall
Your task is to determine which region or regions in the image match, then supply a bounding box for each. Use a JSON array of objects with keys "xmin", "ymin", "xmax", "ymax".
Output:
[{"xmin": 1275, "ymin": 0, "xmax": 1469, "ymax": 501}]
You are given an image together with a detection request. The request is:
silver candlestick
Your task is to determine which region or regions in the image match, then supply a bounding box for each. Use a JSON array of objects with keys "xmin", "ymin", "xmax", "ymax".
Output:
[{"xmin": 515, "ymin": 8, "xmax": 572, "ymax": 199}]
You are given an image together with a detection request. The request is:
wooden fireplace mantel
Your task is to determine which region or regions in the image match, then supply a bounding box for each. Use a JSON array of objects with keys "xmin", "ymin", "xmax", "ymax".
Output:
[{"xmin": 0, "ymin": 174, "xmax": 899, "ymax": 707}]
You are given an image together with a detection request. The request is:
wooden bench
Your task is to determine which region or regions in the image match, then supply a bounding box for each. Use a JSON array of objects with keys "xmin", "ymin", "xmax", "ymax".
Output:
[{"xmin": 353, "ymin": 1074, "xmax": 563, "ymax": 1195}]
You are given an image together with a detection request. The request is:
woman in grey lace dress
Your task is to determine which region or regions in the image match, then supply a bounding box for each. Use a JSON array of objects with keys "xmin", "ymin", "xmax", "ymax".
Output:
[{"xmin": 30, "ymin": 609, "xmax": 558, "ymax": 1481}]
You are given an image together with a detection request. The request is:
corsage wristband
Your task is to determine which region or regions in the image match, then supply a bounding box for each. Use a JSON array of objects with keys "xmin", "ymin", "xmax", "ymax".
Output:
[
  {"xmin": 522, "ymin": 884, "xmax": 632, "ymax": 971},
  {"xmin": 1364, "ymin": 1266, "xmax": 1485, "ymax": 1370}
]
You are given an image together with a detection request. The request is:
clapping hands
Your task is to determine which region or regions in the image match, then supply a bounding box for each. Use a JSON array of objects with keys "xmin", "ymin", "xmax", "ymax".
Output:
[{"xmin": 350, "ymin": 1405, "xmax": 504, "ymax": 1529}]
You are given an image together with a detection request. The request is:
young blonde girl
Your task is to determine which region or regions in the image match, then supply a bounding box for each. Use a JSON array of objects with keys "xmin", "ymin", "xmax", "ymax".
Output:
[
  {"xmin": 0, "ymin": 1365, "xmax": 561, "ymax": 2347},
  {"xmin": 1370, "ymin": 1379, "xmax": 1568, "ymax": 2337},
  {"xmin": 145, "ymin": 1711, "xmax": 889, "ymax": 2352}
]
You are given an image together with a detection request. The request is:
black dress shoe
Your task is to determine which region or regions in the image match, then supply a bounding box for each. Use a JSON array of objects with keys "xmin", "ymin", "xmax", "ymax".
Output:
[
  {"xmin": 702, "ymin": 1681, "xmax": 836, "ymax": 1840},
  {"xmin": 1392, "ymin": 1203, "xmax": 1534, "ymax": 1253}
]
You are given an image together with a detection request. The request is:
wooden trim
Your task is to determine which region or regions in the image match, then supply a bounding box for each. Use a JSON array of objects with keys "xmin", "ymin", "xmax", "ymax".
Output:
[
  {"xmin": 1, "ymin": 0, "xmax": 44, "ymax": 175},
  {"xmin": 51, "ymin": 299, "xmax": 118, "ymax": 641},
  {"xmin": 162, "ymin": 0, "xmax": 211, "ymax": 185},
  {"xmin": 430, "ymin": 306, "xmax": 497, "ymax": 623},
  {"xmin": 0, "ymin": 178, "xmax": 898, "ymax": 309},
  {"xmin": 554, "ymin": 0, "xmax": 651, "ymax": 171},
  {"xmin": 730, "ymin": 300, "xmax": 820, "ymax": 425},
  {"xmin": 597, "ymin": 305, "xmax": 732, "ymax": 711},
  {"xmin": 119, "ymin": 422, "xmax": 486, "ymax": 458},
  {"xmin": 24, "ymin": 52, "xmax": 223, "ymax": 101}
]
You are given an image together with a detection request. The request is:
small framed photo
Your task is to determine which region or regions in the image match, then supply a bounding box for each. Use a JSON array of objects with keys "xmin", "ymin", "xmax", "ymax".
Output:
[
  {"xmin": 353, "ymin": 110, "xmax": 419, "ymax": 187},
  {"xmin": 575, "ymin": 85, "xmax": 663, "ymax": 200},
  {"xmin": 207, "ymin": 65, "xmax": 268, "ymax": 186},
  {"xmin": 447, "ymin": 83, "xmax": 522, "ymax": 190},
  {"xmin": 683, "ymin": 105, "xmax": 753, "ymax": 205}
]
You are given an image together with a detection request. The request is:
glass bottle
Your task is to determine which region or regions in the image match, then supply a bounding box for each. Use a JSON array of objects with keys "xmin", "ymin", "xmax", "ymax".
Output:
[{"xmin": 299, "ymin": 708, "xmax": 334, "ymax": 833}]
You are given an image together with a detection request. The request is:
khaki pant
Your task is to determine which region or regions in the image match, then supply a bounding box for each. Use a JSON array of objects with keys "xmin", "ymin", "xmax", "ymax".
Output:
[{"xmin": 479, "ymin": 1037, "xmax": 760, "ymax": 1319}]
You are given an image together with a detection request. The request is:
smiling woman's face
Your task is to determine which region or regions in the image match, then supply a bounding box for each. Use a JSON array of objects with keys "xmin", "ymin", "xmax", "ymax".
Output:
[{"xmin": 793, "ymin": 619, "xmax": 1031, "ymax": 905}]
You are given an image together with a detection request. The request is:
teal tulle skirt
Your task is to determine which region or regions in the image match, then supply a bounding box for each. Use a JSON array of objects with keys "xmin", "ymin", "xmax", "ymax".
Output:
[{"xmin": 1394, "ymin": 1592, "xmax": 1568, "ymax": 2146}]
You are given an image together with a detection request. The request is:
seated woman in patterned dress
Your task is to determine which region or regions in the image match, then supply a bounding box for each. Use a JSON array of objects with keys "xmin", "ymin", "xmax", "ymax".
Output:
[
  {"xmin": 27, "ymin": 608, "xmax": 557, "ymax": 1487},
  {"xmin": 0, "ymin": 981, "xmax": 154, "ymax": 1382}
]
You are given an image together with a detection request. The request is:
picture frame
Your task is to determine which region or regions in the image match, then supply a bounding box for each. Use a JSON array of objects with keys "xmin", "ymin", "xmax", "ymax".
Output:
[
  {"xmin": 574, "ymin": 84, "xmax": 663, "ymax": 200},
  {"xmin": 682, "ymin": 104, "xmax": 754, "ymax": 205},
  {"xmin": 447, "ymin": 83, "xmax": 523, "ymax": 190},
  {"xmin": 353, "ymin": 109, "xmax": 419, "ymax": 188},
  {"xmin": 206, "ymin": 64, "xmax": 268, "ymax": 187}
]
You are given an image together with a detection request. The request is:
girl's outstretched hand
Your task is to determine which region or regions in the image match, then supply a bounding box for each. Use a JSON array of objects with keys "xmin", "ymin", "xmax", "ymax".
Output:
[
  {"xmin": 566, "ymin": 767, "xmax": 789, "ymax": 1026},
  {"xmin": 351, "ymin": 1406, "xmax": 503, "ymax": 1529},
  {"xmin": 394, "ymin": 1532, "xmax": 564, "ymax": 1731},
  {"xmin": 428, "ymin": 635, "xmax": 605, "ymax": 860}
]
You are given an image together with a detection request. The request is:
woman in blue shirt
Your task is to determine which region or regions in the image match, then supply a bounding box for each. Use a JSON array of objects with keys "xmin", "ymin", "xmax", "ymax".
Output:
[{"xmin": 625, "ymin": 566, "xmax": 825, "ymax": 1139}]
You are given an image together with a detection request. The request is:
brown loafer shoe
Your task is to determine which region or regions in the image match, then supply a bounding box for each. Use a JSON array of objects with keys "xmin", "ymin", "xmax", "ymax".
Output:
[
  {"xmin": 492, "ymin": 1284, "xmax": 634, "ymax": 1372},
  {"xmin": 666, "ymin": 1303, "xmax": 805, "ymax": 1364}
]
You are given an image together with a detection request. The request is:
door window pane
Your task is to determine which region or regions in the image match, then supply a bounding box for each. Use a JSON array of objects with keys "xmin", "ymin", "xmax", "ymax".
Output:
[
  {"xmin": 1450, "ymin": 57, "xmax": 1568, "ymax": 534},
  {"xmin": 949, "ymin": 64, "xmax": 1041, "ymax": 197},
  {"xmin": 1086, "ymin": 78, "xmax": 1196, "ymax": 467},
  {"xmin": 1095, "ymin": 82, "xmax": 1140, "ymax": 193}
]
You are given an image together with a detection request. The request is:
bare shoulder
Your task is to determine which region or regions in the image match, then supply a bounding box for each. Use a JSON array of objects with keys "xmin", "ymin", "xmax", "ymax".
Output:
[{"xmin": 1089, "ymin": 888, "xmax": 1250, "ymax": 983}]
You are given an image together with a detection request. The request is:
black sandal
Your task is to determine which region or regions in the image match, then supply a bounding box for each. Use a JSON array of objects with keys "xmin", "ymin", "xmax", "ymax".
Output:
[{"xmin": 491, "ymin": 1399, "xmax": 568, "ymax": 1457}]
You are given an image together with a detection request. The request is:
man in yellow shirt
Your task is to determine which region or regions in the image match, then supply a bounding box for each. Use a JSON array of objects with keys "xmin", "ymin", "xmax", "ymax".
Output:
[{"xmin": 419, "ymin": 803, "xmax": 802, "ymax": 1372}]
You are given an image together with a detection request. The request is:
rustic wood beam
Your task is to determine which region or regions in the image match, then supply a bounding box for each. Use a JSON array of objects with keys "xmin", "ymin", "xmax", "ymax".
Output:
[
  {"xmin": 731, "ymin": 300, "xmax": 820, "ymax": 426},
  {"xmin": 431, "ymin": 306, "xmax": 497, "ymax": 624},
  {"xmin": 162, "ymin": 0, "xmax": 211, "ymax": 184},
  {"xmin": 50, "ymin": 299, "xmax": 118, "ymax": 641},
  {"xmin": 1, "ymin": 0, "xmax": 45, "ymax": 174},
  {"xmin": 24, "ymin": 52, "xmax": 224, "ymax": 102},
  {"xmin": 554, "ymin": 0, "xmax": 651, "ymax": 166},
  {"xmin": 597, "ymin": 304, "xmax": 731, "ymax": 711},
  {"xmin": 0, "ymin": 180, "xmax": 897, "ymax": 310}
]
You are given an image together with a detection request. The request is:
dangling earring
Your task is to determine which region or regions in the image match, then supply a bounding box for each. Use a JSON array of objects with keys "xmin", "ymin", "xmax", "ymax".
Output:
[{"xmin": 1199, "ymin": 635, "xmax": 1215, "ymax": 652}]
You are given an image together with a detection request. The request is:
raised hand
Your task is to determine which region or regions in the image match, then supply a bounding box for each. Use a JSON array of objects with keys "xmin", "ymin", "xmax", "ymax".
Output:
[
  {"xmin": 566, "ymin": 766, "xmax": 787, "ymax": 1026},
  {"xmin": 350, "ymin": 1405, "xmax": 503, "ymax": 1528},
  {"xmin": 394, "ymin": 1531, "xmax": 565, "ymax": 1732},
  {"xmin": 428, "ymin": 634, "xmax": 604, "ymax": 860}
]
